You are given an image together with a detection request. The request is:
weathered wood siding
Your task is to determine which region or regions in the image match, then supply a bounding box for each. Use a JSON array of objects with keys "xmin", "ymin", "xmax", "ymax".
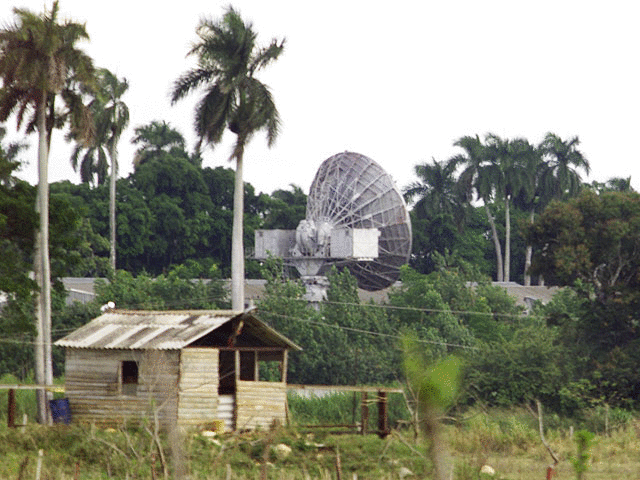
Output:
[
  {"xmin": 177, "ymin": 348, "xmax": 219, "ymax": 427},
  {"xmin": 64, "ymin": 349, "xmax": 180, "ymax": 427},
  {"xmin": 236, "ymin": 380, "xmax": 286, "ymax": 430}
]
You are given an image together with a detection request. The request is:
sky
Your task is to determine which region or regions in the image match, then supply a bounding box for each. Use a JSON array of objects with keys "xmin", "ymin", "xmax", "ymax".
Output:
[{"xmin": 2, "ymin": 0, "xmax": 640, "ymax": 196}]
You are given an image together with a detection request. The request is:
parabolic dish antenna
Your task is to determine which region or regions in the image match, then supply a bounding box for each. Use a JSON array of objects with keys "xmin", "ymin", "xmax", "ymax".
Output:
[{"xmin": 255, "ymin": 151, "xmax": 412, "ymax": 296}]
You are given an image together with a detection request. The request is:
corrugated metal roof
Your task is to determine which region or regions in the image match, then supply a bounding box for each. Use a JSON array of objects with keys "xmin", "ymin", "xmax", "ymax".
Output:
[{"xmin": 55, "ymin": 310, "xmax": 301, "ymax": 351}]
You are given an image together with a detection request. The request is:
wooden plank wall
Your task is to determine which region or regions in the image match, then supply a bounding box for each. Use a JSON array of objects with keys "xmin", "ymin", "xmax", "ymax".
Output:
[
  {"xmin": 64, "ymin": 349, "xmax": 180, "ymax": 427},
  {"xmin": 177, "ymin": 348, "xmax": 220, "ymax": 428},
  {"xmin": 236, "ymin": 380, "xmax": 286, "ymax": 430}
]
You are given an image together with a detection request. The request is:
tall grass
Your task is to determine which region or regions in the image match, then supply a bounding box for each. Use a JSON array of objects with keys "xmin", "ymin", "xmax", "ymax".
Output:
[
  {"xmin": 0, "ymin": 390, "xmax": 638, "ymax": 479},
  {"xmin": 287, "ymin": 391, "xmax": 410, "ymax": 430}
]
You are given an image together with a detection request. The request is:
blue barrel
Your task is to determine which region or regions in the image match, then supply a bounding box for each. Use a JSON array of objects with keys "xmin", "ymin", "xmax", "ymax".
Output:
[{"xmin": 49, "ymin": 398, "xmax": 72, "ymax": 424}]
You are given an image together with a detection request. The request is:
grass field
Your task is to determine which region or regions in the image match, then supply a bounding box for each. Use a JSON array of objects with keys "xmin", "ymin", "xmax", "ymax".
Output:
[
  {"xmin": 1, "ymin": 390, "xmax": 639, "ymax": 480},
  {"xmin": 1, "ymin": 381, "xmax": 639, "ymax": 479}
]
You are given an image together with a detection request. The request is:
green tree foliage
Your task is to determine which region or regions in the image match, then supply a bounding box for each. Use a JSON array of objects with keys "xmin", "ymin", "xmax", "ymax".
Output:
[
  {"xmin": 320, "ymin": 267, "xmax": 396, "ymax": 385},
  {"xmin": 528, "ymin": 189, "xmax": 640, "ymax": 406},
  {"xmin": 94, "ymin": 264, "xmax": 227, "ymax": 310},
  {"xmin": 132, "ymin": 120, "xmax": 191, "ymax": 167},
  {"xmin": 538, "ymin": 133, "xmax": 590, "ymax": 201},
  {"xmin": 1, "ymin": 140, "xmax": 105, "ymax": 379},
  {"xmin": 404, "ymin": 158, "xmax": 491, "ymax": 275},
  {"xmin": 404, "ymin": 157, "xmax": 468, "ymax": 230},
  {"xmin": 0, "ymin": 133, "xmax": 36, "ymax": 377},
  {"xmin": 387, "ymin": 267, "xmax": 476, "ymax": 356},
  {"xmin": 133, "ymin": 156, "xmax": 213, "ymax": 267},
  {"xmin": 0, "ymin": 127, "xmax": 35, "ymax": 300},
  {"xmin": 258, "ymin": 261, "xmax": 397, "ymax": 385},
  {"xmin": 528, "ymin": 190, "xmax": 640, "ymax": 296},
  {"xmin": 260, "ymin": 184, "xmax": 307, "ymax": 230},
  {"xmin": 255, "ymin": 257, "xmax": 320, "ymax": 383},
  {"xmin": 42, "ymin": 154, "xmax": 288, "ymax": 278},
  {"xmin": 70, "ymin": 69, "xmax": 129, "ymax": 186},
  {"xmin": 70, "ymin": 68, "xmax": 129, "ymax": 272},
  {"xmin": 465, "ymin": 317, "xmax": 568, "ymax": 408}
]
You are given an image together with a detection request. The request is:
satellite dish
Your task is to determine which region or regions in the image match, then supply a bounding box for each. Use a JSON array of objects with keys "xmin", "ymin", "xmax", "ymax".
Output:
[{"xmin": 255, "ymin": 151, "xmax": 412, "ymax": 297}]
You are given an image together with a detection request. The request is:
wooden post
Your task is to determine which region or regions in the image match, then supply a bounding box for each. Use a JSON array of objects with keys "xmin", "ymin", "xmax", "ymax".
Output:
[
  {"xmin": 234, "ymin": 350, "xmax": 240, "ymax": 384},
  {"xmin": 8, "ymin": 388, "xmax": 16, "ymax": 428},
  {"xmin": 335, "ymin": 446, "xmax": 343, "ymax": 480},
  {"xmin": 254, "ymin": 351, "xmax": 259, "ymax": 381},
  {"xmin": 36, "ymin": 449, "xmax": 44, "ymax": 480},
  {"xmin": 361, "ymin": 391, "xmax": 369, "ymax": 435},
  {"xmin": 281, "ymin": 350, "xmax": 288, "ymax": 383},
  {"xmin": 377, "ymin": 390, "xmax": 389, "ymax": 438}
]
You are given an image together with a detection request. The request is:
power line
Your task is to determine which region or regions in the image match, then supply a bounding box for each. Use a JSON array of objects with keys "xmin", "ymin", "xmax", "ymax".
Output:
[
  {"xmin": 311, "ymin": 298, "xmax": 531, "ymax": 320},
  {"xmin": 260, "ymin": 310, "xmax": 479, "ymax": 351}
]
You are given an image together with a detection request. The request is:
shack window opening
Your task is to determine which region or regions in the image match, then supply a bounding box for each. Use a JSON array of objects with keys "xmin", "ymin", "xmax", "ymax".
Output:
[
  {"xmin": 121, "ymin": 361, "xmax": 138, "ymax": 396},
  {"xmin": 239, "ymin": 351, "xmax": 255, "ymax": 381},
  {"xmin": 258, "ymin": 351, "xmax": 284, "ymax": 382},
  {"xmin": 258, "ymin": 360, "xmax": 282, "ymax": 382}
]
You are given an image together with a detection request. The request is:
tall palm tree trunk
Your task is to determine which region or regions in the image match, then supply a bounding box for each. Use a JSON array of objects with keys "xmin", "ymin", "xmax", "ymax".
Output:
[
  {"xmin": 231, "ymin": 152, "xmax": 245, "ymax": 311},
  {"xmin": 485, "ymin": 204, "xmax": 504, "ymax": 282},
  {"xmin": 524, "ymin": 209, "xmax": 534, "ymax": 286},
  {"xmin": 35, "ymin": 96, "xmax": 52, "ymax": 424},
  {"xmin": 109, "ymin": 143, "xmax": 117, "ymax": 272},
  {"xmin": 504, "ymin": 195, "xmax": 511, "ymax": 283}
]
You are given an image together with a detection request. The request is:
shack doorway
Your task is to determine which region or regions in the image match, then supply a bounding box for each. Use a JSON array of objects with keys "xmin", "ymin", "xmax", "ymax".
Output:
[
  {"xmin": 218, "ymin": 350, "xmax": 236, "ymax": 395},
  {"xmin": 218, "ymin": 350, "xmax": 236, "ymax": 431}
]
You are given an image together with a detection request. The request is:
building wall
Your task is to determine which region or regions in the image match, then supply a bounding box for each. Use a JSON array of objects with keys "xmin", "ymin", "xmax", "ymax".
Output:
[
  {"xmin": 64, "ymin": 347, "xmax": 289, "ymax": 431},
  {"xmin": 236, "ymin": 380, "xmax": 287, "ymax": 430},
  {"xmin": 64, "ymin": 348, "xmax": 180, "ymax": 426},
  {"xmin": 177, "ymin": 348, "xmax": 220, "ymax": 428}
]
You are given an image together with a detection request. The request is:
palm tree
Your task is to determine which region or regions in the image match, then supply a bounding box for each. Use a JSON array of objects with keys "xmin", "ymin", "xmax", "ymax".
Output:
[
  {"xmin": 0, "ymin": 1, "xmax": 95, "ymax": 423},
  {"xmin": 484, "ymin": 135, "xmax": 534, "ymax": 282},
  {"xmin": 539, "ymin": 133, "xmax": 590, "ymax": 200},
  {"xmin": 131, "ymin": 120, "xmax": 187, "ymax": 167},
  {"xmin": 71, "ymin": 68, "xmax": 129, "ymax": 271},
  {"xmin": 605, "ymin": 177, "xmax": 633, "ymax": 193},
  {"xmin": 404, "ymin": 157, "xmax": 468, "ymax": 230},
  {"xmin": 512, "ymin": 143, "xmax": 546, "ymax": 286},
  {"xmin": 454, "ymin": 135, "xmax": 506, "ymax": 281},
  {"xmin": 171, "ymin": 7, "xmax": 284, "ymax": 311}
]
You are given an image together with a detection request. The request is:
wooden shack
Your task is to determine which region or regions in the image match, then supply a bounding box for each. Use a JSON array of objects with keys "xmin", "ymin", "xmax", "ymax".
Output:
[{"xmin": 54, "ymin": 309, "xmax": 301, "ymax": 430}]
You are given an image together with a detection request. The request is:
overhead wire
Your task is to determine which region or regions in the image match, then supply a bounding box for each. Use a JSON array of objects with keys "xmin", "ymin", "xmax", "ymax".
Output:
[{"xmin": 260, "ymin": 310, "xmax": 479, "ymax": 350}]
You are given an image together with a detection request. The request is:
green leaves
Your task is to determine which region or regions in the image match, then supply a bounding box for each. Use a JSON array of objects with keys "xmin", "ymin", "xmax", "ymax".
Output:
[
  {"xmin": 570, "ymin": 429, "xmax": 595, "ymax": 479},
  {"xmin": 403, "ymin": 342, "xmax": 462, "ymax": 410}
]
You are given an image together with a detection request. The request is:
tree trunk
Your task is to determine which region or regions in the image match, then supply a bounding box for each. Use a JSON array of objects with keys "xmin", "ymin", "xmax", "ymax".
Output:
[
  {"xmin": 524, "ymin": 209, "xmax": 534, "ymax": 286},
  {"xmin": 231, "ymin": 151, "xmax": 245, "ymax": 311},
  {"xmin": 485, "ymin": 204, "xmax": 503, "ymax": 282},
  {"xmin": 35, "ymin": 96, "xmax": 52, "ymax": 424},
  {"xmin": 504, "ymin": 195, "xmax": 510, "ymax": 283},
  {"xmin": 109, "ymin": 142, "xmax": 117, "ymax": 272}
]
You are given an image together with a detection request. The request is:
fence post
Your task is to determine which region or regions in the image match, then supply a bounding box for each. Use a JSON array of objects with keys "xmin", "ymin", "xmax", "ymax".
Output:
[
  {"xmin": 8, "ymin": 388, "xmax": 16, "ymax": 428},
  {"xmin": 361, "ymin": 391, "xmax": 368, "ymax": 435},
  {"xmin": 377, "ymin": 390, "xmax": 389, "ymax": 438}
]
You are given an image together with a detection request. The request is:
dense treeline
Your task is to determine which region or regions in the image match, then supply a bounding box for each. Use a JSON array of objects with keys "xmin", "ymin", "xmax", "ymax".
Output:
[{"xmin": 48, "ymin": 122, "xmax": 308, "ymax": 278}]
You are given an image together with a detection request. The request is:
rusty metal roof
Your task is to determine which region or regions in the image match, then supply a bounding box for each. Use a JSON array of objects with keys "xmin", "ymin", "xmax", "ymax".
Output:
[{"xmin": 54, "ymin": 309, "xmax": 301, "ymax": 351}]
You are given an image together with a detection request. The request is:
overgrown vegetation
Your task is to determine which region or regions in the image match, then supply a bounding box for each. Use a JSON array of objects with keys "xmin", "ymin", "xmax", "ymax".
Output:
[{"xmin": 0, "ymin": 397, "xmax": 637, "ymax": 479}]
